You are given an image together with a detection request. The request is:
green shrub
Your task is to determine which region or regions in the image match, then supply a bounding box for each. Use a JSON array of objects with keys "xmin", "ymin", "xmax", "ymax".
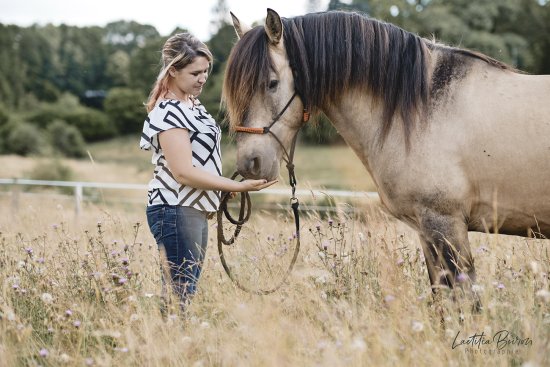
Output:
[
  {"xmin": 64, "ymin": 108, "xmax": 117, "ymax": 141},
  {"xmin": 103, "ymin": 87, "xmax": 146, "ymax": 135},
  {"xmin": 27, "ymin": 104, "xmax": 65, "ymax": 128},
  {"xmin": 47, "ymin": 119, "xmax": 87, "ymax": 158},
  {"xmin": 4, "ymin": 122, "xmax": 47, "ymax": 156}
]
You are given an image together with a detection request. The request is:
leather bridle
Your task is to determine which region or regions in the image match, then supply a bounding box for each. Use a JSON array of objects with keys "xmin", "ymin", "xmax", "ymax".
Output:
[{"xmin": 216, "ymin": 91, "xmax": 310, "ymax": 295}]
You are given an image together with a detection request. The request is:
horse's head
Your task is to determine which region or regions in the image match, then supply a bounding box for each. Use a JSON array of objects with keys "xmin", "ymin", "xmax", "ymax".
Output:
[{"xmin": 223, "ymin": 9, "xmax": 307, "ymax": 181}]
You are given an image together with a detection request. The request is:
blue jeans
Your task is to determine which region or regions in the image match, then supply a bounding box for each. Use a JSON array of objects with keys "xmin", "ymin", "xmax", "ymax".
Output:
[{"xmin": 146, "ymin": 205, "xmax": 209, "ymax": 305}]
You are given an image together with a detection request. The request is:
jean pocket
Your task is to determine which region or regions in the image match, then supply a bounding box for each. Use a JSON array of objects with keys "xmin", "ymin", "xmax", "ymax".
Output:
[{"xmin": 146, "ymin": 205, "xmax": 165, "ymax": 243}]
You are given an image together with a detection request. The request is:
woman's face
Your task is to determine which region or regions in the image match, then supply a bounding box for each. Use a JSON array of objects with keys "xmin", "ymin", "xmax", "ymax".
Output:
[{"xmin": 170, "ymin": 56, "xmax": 210, "ymax": 97}]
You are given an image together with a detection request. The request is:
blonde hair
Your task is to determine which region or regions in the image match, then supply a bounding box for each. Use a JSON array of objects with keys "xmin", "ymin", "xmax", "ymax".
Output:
[{"xmin": 146, "ymin": 33, "xmax": 213, "ymax": 112}]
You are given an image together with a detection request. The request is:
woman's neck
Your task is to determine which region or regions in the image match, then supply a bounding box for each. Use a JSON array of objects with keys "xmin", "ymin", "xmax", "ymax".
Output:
[{"xmin": 165, "ymin": 89, "xmax": 194, "ymax": 107}]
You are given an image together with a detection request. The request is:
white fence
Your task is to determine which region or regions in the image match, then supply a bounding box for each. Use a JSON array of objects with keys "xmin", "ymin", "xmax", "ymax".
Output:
[{"xmin": 0, "ymin": 178, "xmax": 379, "ymax": 215}]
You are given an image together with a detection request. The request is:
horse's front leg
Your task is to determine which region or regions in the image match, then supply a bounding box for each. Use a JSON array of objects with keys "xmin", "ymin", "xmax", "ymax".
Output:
[{"xmin": 416, "ymin": 208, "xmax": 480, "ymax": 309}]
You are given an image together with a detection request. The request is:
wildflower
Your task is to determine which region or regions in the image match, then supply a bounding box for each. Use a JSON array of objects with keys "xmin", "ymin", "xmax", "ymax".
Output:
[
  {"xmin": 73, "ymin": 320, "xmax": 81, "ymax": 328},
  {"xmin": 36, "ymin": 257, "xmax": 45, "ymax": 264},
  {"xmin": 121, "ymin": 258, "xmax": 129, "ymax": 266},
  {"xmin": 41, "ymin": 293, "xmax": 53, "ymax": 304},
  {"xmin": 396, "ymin": 258, "xmax": 405, "ymax": 266},
  {"xmin": 118, "ymin": 277, "xmax": 128, "ymax": 285},
  {"xmin": 65, "ymin": 309, "xmax": 73, "ymax": 317},
  {"xmin": 384, "ymin": 295, "xmax": 396, "ymax": 304},
  {"xmin": 472, "ymin": 284, "xmax": 484, "ymax": 294},
  {"xmin": 52, "ymin": 223, "xmax": 59, "ymax": 230},
  {"xmin": 315, "ymin": 223, "xmax": 321, "ymax": 231},
  {"xmin": 411, "ymin": 321, "xmax": 424, "ymax": 332},
  {"xmin": 114, "ymin": 347, "xmax": 129, "ymax": 353},
  {"xmin": 328, "ymin": 219, "xmax": 333, "ymax": 226},
  {"xmin": 496, "ymin": 283, "xmax": 505, "ymax": 290},
  {"xmin": 85, "ymin": 358, "xmax": 94, "ymax": 366},
  {"xmin": 39, "ymin": 348, "xmax": 49, "ymax": 357},
  {"xmin": 351, "ymin": 337, "xmax": 366, "ymax": 351},
  {"xmin": 457, "ymin": 273, "xmax": 469, "ymax": 283},
  {"xmin": 25, "ymin": 247, "xmax": 33, "ymax": 255}
]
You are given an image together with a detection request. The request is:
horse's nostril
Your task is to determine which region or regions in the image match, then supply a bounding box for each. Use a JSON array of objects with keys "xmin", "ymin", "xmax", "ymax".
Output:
[{"xmin": 250, "ymin": 157, "xmax": 261, "ymax": 175}]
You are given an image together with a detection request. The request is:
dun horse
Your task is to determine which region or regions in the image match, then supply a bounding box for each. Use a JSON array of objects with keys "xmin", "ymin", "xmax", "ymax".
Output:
[{"xmin": 222, "ymin": 9, "xmax": 550, "ymax": 299}]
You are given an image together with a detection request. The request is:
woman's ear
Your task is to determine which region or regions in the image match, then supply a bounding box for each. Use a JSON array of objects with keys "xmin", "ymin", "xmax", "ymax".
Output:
[{"xmin": 168, "ymin": 67, "xmax": 176, "ymax": 77}]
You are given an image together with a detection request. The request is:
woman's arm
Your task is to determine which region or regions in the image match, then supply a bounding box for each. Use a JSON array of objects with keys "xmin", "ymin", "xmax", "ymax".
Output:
[{"xmin": 159, "ymin": 128, "xmax": 276, "ymax": 192}]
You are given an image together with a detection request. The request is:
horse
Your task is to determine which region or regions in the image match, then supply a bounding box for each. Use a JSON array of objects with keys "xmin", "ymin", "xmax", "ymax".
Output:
[{"xmin": 222, "ymin": 9, "xmax": 550, "ymax": 301}]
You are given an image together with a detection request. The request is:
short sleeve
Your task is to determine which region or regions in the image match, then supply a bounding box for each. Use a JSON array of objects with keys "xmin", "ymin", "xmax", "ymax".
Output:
[{"xmin": 140, "ymin": 100, "xmax": 199, "ymax": 151}]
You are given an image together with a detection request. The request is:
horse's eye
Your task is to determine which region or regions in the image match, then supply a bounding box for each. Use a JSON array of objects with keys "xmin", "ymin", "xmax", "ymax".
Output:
[{"xmin": 268, "ymin": 80, "xmax": 279, "ymax": 90}]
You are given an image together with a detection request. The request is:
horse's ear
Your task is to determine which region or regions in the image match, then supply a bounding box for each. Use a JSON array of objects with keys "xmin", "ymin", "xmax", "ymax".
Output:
[
  {"xmin": 230, "ymin": 11, "xmax": 251, "ymax": 39},
  {"xmin": 265, "ymin": 8, "xmax": 283, "ymax": 45}
]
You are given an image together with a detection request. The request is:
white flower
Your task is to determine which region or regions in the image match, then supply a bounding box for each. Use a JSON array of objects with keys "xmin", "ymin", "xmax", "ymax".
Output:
[
  {"xmin": 41, "ymin": 293, "xmax": 53, "ymax": 304},
  {"xmin": 351, "ymin": 337, "xmax": 367, "ymax": 351},
  {"xmin": 411, "ymin": 321, "xmax": 424, "ymax": 332},
  {"xmin": 471, "ymin": 284, "xmax": 484, "ymax": 294},
  {"xmin": 60, "ymin": 353, "xmax": 71, "ymax": 363}
]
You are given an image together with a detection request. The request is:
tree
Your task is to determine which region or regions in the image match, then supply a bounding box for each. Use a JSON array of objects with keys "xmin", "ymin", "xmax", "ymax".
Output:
[{"xmin": 103, "ymin": 87, "xmax": 147, "ymax": 135}]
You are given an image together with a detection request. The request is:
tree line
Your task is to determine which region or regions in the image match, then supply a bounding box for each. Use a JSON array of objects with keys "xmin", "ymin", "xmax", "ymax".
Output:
[{"xmin": 0, "ymin": 0, "xmax": 548, "ymax": 157}]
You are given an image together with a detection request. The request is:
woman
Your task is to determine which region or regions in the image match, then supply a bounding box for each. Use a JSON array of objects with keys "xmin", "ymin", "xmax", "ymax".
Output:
[{"xmin": 140, "ymin": 33, "xmax": 275, "ymax": 309}]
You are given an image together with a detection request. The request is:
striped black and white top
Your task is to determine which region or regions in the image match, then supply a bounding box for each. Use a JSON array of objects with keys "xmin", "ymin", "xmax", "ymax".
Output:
[{"xmin": 140, "ymin": 99, "xmax": 222, "ymax": 212}]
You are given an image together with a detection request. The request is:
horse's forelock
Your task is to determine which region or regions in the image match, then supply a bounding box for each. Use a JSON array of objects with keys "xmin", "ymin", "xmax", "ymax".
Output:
[{"xmin": 223, "ymin": 27, "xmax": 272, "ymax": 129}]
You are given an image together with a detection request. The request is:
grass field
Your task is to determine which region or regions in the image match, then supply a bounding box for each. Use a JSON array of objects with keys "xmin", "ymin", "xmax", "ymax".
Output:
[{"xmin": 0, "ymin": 138, "xmax": 549, "ymax": 366}]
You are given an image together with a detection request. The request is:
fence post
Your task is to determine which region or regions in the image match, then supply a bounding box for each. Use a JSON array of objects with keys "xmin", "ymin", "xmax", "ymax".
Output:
[{"xmin": 75, "ymin": 184, "xmax": 82, "ymax": 216}]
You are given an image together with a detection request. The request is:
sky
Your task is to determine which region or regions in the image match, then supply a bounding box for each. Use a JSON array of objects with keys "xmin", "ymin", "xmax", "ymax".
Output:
[{"xmin": 0, "ymin": 0, "xmax": 331, "ymax": 40}]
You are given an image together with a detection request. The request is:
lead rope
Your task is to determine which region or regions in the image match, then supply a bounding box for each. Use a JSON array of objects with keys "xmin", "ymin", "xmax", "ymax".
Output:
[
  {"xmin": 216, "ymin": 171, "xmax": 301, "ymax": 295},
  {"xmin": 217, "ymin": 91, "xmax": 309, "ymax": 294}
]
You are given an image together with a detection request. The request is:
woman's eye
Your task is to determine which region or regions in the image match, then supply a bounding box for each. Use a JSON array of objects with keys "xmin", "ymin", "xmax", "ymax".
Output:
[{"xmin": 268, "ymin": 80, "xmax": 278, "ymax": 90}]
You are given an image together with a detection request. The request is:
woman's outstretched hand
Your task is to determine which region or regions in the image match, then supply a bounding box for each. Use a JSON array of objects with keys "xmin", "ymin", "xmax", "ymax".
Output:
[{"xmin": 239, "ymin": 179, "xmax": 278, "ymax": 192}]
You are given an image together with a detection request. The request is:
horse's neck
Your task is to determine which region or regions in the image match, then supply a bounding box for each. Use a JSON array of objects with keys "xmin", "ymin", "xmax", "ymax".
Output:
[{"xmin": 323, "ymin": 93, "xmax": 393, "ymax": 171}]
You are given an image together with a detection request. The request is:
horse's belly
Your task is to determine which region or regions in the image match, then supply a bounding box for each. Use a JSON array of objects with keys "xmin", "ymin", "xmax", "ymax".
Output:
[{"xmin": 468, "ymin": 177, "xmax": 550, "ymax": 237}]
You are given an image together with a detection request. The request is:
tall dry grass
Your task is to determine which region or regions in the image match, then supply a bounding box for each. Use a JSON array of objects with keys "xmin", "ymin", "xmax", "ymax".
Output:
[{"xmin": 0, "ymin": 195, "xmax": 548, "ymax": 367}]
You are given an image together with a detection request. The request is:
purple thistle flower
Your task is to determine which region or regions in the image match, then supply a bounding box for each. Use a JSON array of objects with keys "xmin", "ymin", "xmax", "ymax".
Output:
[
  {"xmin": 65, "ymin": 309, "xmax": 73, "ymax": 317},
  {"xmin": 25, "ymin": 247, "xmax": 33, "ymax": 255},
  {"xmin": 118, "ymin": 277, "xmax": 128, "ymax": 285},
  {"xmin": 315, "ymin": 223, "xmax": 321, "ymax": 231},
  {"xmin": 328, "ymin": 219, "xmax": 333, "ymax": 226},
  {"xmin": 497, "ymin": 283, "xmax": 505, "ymax": 289},
  {"xmin": 39, "ymin": 348, "xmax": 49, "ymax": 357},
  {"xmin": 384, "ymin": 295, "xmax": 396, "ymax": 303},
  {"xmin": 457, "ymin": 273, "xmax": 469, "ymax": 283},
  {"xmin": 121, "ymin": 258, "xmax": 129, "ymax": 266},
  {"xmin": 73, "ymin": 320, "xmax": 81, "ymax": 328}
]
